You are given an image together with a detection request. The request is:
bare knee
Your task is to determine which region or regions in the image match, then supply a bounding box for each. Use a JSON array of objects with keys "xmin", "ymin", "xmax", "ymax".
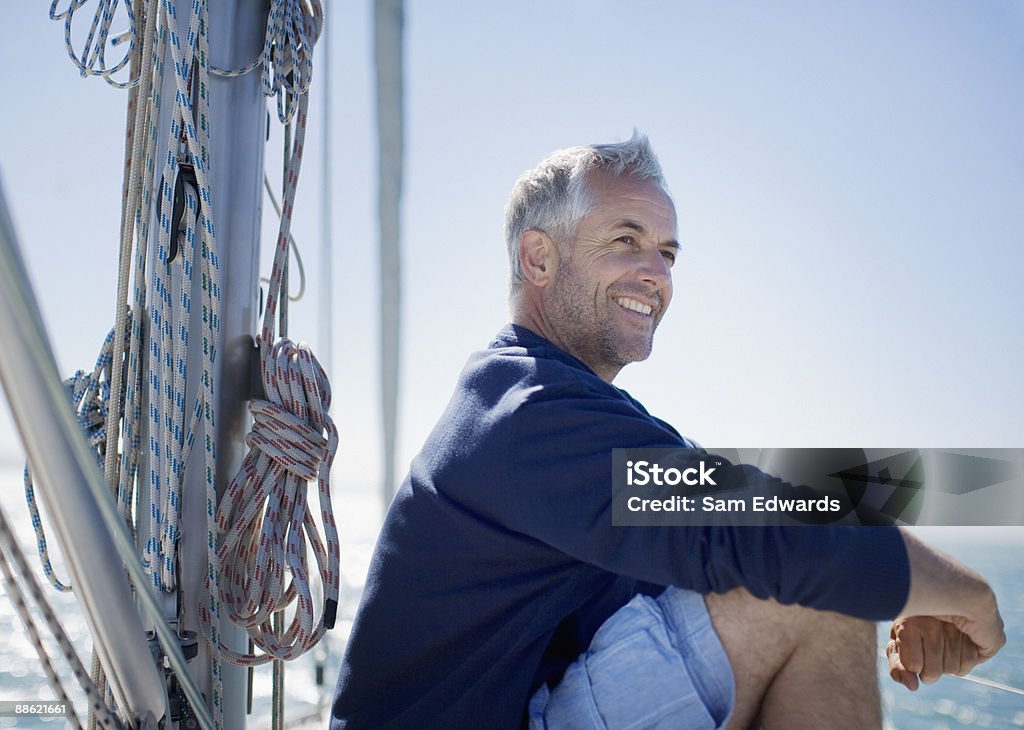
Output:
[{"xmin": 705, "ymin": 589, "xmax": 879, "ymax": 729}]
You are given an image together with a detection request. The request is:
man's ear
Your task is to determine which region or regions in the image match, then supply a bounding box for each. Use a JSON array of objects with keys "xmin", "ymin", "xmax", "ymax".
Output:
[{"xmin": 519, "ymin": 229, "xmax": 558, "ymax": 287}]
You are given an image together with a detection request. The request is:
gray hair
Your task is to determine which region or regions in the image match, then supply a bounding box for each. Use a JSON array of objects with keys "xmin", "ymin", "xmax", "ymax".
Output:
[{"xmin": 503, "ymin": 131, "xmax": 668, "ymax": 288}]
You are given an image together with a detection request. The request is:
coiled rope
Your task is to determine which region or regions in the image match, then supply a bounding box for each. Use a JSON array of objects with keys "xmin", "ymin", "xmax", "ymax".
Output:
[
  {"xmin": 204, "ymin": 0, "xmax": 321, "ymax": 125},
  {"xmin": 198, "ymin": 0, "xmax": 340, "ymax": 666}
]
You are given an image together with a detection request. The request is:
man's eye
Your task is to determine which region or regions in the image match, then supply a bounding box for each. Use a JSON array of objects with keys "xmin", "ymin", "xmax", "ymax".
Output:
[
  {"xmin": 616, "ymin": 235, "xmax": 637, "ymax": 247},
  {"xmin": 661, "ymin": 249, "xmax": 677, "ymax": 266}
]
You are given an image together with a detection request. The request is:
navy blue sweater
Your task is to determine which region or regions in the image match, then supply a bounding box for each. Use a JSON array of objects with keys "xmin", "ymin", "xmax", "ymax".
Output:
[{"xmin": 331, "ymin": 325, "xmax": 910, "ymax": 728}]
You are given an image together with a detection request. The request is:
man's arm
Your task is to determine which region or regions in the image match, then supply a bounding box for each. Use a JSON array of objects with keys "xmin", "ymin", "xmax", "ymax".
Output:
[{"xmin": 886, "ymin": 529, "xmax": 1005, "ymax": 689}]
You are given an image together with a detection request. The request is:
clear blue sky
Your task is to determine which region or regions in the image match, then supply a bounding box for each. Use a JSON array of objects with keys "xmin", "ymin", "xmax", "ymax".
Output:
[{"xmin": 2, "ymin": 1, "xmax": 1023, "ymax": 506}]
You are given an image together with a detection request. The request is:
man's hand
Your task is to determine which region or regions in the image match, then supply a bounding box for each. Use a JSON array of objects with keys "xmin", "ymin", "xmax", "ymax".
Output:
[
  {"xmin": 887, "ymin": 616, "xmax": 984, "ymax": 691},
  {"xmin": 892, "ymin": 529, "xmax": 1007, "ymax": 692}
]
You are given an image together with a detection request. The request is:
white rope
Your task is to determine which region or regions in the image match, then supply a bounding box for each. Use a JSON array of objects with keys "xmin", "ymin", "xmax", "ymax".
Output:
[
  {"xmin": 955, "ymin": 673, "xmax": 1024, "ymax": 698},
  {"xmin": 90, "ymin": 6, "xmax": 156, "ymax": 723},
  {"xmin": 45, "ymin": 0, "xmax": 227, "ymax": 723},
  {"xmin": 208, "ymin": 338, "xmax": 339, "ymax": 665}
]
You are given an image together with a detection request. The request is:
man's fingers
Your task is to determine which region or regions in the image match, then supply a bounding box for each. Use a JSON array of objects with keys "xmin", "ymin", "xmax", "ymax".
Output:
[
  {"xmin": 937, "ymin": 611, "xmax": 1006, "ymax": 661},
  {"xmin": 909, "ymin": 618, "xmax": 947, "ymax": 683},
  {"xmin": 890, "ymin": 616, "xmax": 993, "ymax": 689},
  {"xmin": 887, "ymin": 638, "xmax": 920, "ymax": 691},
  {"xmin": 918, "ymin": 629, "xmax": 944, "ymax": 684},
  {"xmin": 941, "ymin": 622, "xmax": 964, "ymax": 676},
  {"xmin": 890, "ymin": 667, "xmax": 920, "ymax": 691},
  {"xmin": 957, "ymin": 634, "xmax": 982, "ymax": 676},
  {"xmin": 892, "ymin": 621, "xmax": 924, "ymax": 674}
]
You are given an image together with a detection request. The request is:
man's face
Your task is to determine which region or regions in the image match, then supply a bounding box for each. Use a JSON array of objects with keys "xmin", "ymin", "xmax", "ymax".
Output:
[{"xmin": 544, "ymin": 170, "xmax": 678, "ymax": 381}]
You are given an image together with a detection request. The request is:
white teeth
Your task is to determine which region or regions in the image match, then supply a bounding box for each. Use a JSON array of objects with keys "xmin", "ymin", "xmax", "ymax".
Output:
[{"xmin": 615, "ymin": 297, "xmax": 653, "ymax": 316}]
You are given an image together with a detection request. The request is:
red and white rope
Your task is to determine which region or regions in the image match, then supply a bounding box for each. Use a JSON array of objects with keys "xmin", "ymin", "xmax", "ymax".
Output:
[{"xmin": 199, "ymin": 4, "xmax": 340, "ymax": 663}]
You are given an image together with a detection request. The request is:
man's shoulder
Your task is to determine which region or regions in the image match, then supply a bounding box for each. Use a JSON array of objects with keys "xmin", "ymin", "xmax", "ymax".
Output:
[
  {"xmin": 452, "ymin": 325, "xmax": 688, "ymax": 444},
  {"xmin": 459, "ymin": 324, "xmax": 618, "ymax": 409}
]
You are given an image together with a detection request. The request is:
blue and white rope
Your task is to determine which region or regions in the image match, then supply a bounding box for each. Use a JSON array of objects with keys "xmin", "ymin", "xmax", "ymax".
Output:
[
  {"xmin": 261, "ymin": 0, "xmax": 323, "ymax": 124},
  {"xmin": 51, "ymin": 0, "xmax": 323, "ymax": 125},
  {"xmin": 45, "ymin": 0, "xmax": 227, "ymax": 723},
  {"xmin": 49, "ymin": 0, "xmax": 140, "ymax": 88},
  {"xmin": 144, "ymin": 0, "xmax": 225, "ymax": 722},
  {"xmin": 23, "ymin": 318, "xmax": 131, "ymax": 592}
]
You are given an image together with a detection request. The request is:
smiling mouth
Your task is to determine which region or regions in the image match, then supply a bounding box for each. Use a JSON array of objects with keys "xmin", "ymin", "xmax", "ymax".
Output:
[{"xmin": 615, "ymin": 297, "xmax": 654, "ymax": 317}]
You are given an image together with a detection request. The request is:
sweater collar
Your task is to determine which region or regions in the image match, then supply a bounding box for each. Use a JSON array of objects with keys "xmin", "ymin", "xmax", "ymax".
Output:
[{"xmin": 490, "ymin": 323, "xmax": 601, "ymax": 379}]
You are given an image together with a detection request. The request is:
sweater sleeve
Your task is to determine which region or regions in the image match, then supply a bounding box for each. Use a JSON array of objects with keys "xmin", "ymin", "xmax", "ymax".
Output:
[{"xmin": 450, "ymin": 381, "xmax": 910, "ymax": 621}]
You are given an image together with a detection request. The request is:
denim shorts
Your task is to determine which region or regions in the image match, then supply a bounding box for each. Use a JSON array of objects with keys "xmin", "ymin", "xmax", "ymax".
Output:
[{"xmin": 528, "ymin": 587, "xmax": 735, "ymax": 729}]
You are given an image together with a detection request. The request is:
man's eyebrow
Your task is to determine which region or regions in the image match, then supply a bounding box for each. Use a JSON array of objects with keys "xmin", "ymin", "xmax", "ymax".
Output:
[{"xmin": 616, "ymin": 219, "xmax": 681, "ymax": 251}]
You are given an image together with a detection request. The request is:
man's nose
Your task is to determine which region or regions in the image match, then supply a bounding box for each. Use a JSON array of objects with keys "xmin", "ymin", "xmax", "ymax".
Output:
[{"xmin": 637, "ymin": 246, "xmax": 671, "ymax": 289}]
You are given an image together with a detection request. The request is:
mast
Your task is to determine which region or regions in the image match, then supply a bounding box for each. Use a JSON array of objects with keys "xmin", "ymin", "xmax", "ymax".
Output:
[
  {"xmin": 375, "ymin": 0, "xmax": 405, "ymax": 515},
  {"xmin": 174, "ymin": 2, "xmax": 268, "ymax": 727}
]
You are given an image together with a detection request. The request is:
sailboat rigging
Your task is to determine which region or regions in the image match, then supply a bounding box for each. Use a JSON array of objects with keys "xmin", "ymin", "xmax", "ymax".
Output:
[{"xmin": 0, "ymin": 0, "xmax": 343, "ymax": 727}]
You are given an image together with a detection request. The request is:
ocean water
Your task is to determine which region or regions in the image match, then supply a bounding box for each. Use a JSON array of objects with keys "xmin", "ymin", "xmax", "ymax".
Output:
[
  {"xmin": 880, "ymin": 534, "xmax": 1024, "ymax": 730},
  {"xmin": 1, "ymin": 464, "xmax": 1022, "ymax": 728}
]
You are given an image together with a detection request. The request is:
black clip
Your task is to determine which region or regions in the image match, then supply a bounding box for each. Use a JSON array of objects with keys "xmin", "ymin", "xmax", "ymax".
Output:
[{"xmin": 157, "ymin": 163, "xmax": 199, "ymax": 264}]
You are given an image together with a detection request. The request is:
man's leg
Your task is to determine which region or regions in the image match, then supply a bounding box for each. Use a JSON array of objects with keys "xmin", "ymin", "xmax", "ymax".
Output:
[{"xmin": 705, "ymin": 588, "xmax": 881, "ymax": 730}]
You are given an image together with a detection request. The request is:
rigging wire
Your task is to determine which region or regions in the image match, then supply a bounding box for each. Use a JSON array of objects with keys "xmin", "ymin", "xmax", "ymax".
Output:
[
  {"xmin": 262, "ymin": 173, "xmax": 307, "ymax": 303},
  {"xmin": 0, "ymin": 506, "xmax": 124, "ymax": 729},
  {"xmin": 878, "ymin": 649, "xmax": 1024, "ymax": 702}
]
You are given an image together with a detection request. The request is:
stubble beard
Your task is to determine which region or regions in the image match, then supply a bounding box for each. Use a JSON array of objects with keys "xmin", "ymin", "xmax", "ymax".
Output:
[{"xmin": 548, "ymin": 259, "xmax": 656, "ymax": 378}]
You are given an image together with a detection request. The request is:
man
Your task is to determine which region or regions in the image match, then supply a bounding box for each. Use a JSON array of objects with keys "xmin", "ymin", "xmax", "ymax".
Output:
[{"xmin": 332, "ymin": 134, "xmax": 1005, "ymax": 728}]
